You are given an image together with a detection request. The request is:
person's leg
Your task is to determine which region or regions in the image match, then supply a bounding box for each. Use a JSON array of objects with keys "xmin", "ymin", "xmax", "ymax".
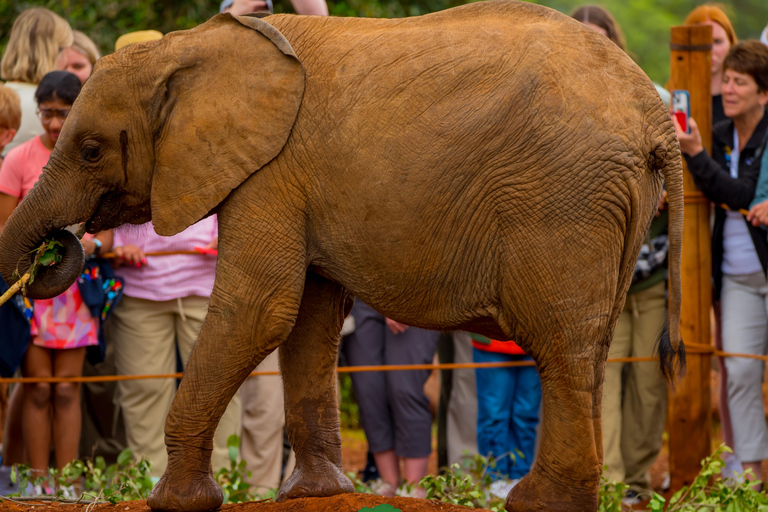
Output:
[
  {"xmin": 621, "ymin": 282, "xmax": 668, "ymax": 495},
  {"xmin": 21, "ymin": 345, "xmax": 53, "ymax": 478},
  {"xmin": 239, "ymin": 350, "xmax": 286, "ymax": 493},
  {"xmin": 344, "ymin": 301, "xmax": 398, "ymax": 490},
  {"xmin": 721, "ymin": 273, "xmax": 768, "ymax": 488},
  {"xmin": 473, "ymin": 348, "xmax": 515, "ymax": 480},
  {"xmin": 175, "ymin": 295, "xmax": 242, "ymax": 473},
  {"xmin": 447, "ymin": 332, "xmax": 479, "ymax": 466},
  {"xmin": 109, "ymin": 296, "xmax": 177, "ymax": 477},
  {"xmin": 600, "ymin": 305, "xmax": 631, "ymax": 484},
  {"xmin": 3, "ymin": 384, "xmax": 25, "ymax": 466},
  {"xmin": 384, "ymin": 324, "xmax": 438, "ymax": 488},
  {"xmin": 507, "ymin": 358, "xmax": 542, "ymax": 480},
  {"xmin": 51, "ymin": 347, "xmax": 87, "ymax": 470}
]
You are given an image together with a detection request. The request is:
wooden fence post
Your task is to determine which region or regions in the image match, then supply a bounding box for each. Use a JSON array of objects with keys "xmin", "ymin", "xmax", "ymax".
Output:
[{"xmin": 667, "ymin": 24, "xmax": 713, "ymax": 491}]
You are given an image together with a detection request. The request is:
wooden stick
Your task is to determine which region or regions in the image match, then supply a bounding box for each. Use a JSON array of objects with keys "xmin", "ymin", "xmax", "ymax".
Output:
[{"xmin": 0, "ymin": 272, "xmax": 30, "ymax": 307}]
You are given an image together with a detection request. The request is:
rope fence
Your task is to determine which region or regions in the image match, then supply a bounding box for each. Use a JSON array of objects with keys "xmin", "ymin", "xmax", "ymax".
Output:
[{"xmin": 0, "ymin": 349, "xmax": 760, "ymax": 384}]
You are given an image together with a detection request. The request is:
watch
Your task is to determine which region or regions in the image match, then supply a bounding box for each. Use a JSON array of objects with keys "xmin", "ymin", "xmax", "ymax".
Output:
[{"xmin": 90, "ymin": 238, "xmax": 102, "ymax": 259}]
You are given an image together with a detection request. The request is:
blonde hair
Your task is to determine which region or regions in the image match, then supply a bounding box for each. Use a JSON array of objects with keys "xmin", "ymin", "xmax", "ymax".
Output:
[
  {"xmin": 1, "ymin": 8, "xmax": 74, "ymax": 84},
  {"xmin": 72, "ymin": 31, "xmax": 101, "ymax": 65},
  {"xmin": 684, "ymin": 4, "xmax": 738, "ymax": 46},
  {"xmin": 0, "ymin": 86, "xmax": 21, "ymax": 130}
]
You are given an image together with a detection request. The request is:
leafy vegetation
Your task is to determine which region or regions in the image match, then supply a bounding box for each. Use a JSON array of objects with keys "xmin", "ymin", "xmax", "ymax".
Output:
[{"xmin": 2, "ymin": 1, "xmax": 767, "ymax": 85}]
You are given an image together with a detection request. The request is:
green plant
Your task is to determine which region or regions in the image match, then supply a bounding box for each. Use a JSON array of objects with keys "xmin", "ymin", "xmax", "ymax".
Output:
[
  {"xmin": 11, "ymin": 448, "xmax": 153, "ymax": 503},
  {"xmin": 339, "ymin": 373, "xmax": 360, "ymax": 429},
  {"xmin": 214, "ymin": 434, "xmax": 255, "ymax": 504},
  {"xmin": 419, "ymin": 453, "xmax": 510, "ymax": 511},
  {"xmin": 345, "ymin": 471, "xmax": 374, "ymax": 494}
]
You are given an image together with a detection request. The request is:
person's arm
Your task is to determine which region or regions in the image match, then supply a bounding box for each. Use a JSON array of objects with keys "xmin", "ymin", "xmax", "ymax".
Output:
[
  {"xmin": 675, "ymin": 116, "xmax": 758, "ymax": 210},
  {"xmin": 290, "ymin": 0, "xmax": 328, "ymax": 15}
]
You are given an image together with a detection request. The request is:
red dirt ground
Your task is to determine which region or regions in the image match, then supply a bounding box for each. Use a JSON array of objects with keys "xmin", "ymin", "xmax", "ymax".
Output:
[{"xmin": 0, "ymin": 494, "xmax": 478, "ymax": 512}]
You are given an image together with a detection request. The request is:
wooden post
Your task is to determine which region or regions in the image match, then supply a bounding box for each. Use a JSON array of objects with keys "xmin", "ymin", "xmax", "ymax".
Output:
[{"xmin": 667, "ymin": 24, "xmax": 713, "ymax": 491}]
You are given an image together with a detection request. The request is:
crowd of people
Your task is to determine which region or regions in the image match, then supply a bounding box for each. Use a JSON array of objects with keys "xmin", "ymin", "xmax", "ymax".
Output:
[{"xmin": 0, "ymin": 0, "xmax": 767, "ymax": 506}]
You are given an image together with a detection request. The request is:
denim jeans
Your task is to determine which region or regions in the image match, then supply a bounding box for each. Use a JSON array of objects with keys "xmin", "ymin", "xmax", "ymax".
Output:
[{"xmin": 473, "ymin": 348, "xmax": 541, "ymax": 480}]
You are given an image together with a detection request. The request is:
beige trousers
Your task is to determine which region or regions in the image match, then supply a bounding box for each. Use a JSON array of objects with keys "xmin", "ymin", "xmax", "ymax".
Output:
[
  {"xmin": 240, "ymin": 350, "xmax": 295, "ymax": 495},
  {"xmin": 602, "ymin": 281, "xmax": 667, "ymax": 493},
  {"xmin": 108, "ymin": 295, "xmax": 242, "ymax": 476}
]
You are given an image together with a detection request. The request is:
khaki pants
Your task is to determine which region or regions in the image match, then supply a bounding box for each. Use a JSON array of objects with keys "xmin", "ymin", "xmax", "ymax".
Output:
[
  {"xmin": 108, "ymin": 295, "xmax": 242, "ymax": 476},
  {"xmin": 602, "ymin": 281, "xmax": 667, "ymax": 493},
  {"xmin": 240, "ymin": 350, "xmax": 295, "ymax": 494},
  {"xmin": 446, "ymin": 332, "xmax": 478, "ymax": 466}
]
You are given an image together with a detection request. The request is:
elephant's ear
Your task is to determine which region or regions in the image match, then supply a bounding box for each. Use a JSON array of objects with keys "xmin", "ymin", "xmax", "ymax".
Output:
[{"xmin": 149, "ymin": 14, "xmax": 304, "ymax": 236}]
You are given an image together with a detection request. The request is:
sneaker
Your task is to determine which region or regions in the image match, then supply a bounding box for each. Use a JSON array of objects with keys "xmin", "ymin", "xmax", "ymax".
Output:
[
  {"xmin": 621, "ymin": 490, "xmax": 641, "ymax": 507},
  {"xmin": 489, "ymin": 479, "xmax": 519, "ymax": 499},
  {"xmin": 59, "ymin": 484, "xmax": 76, "ymax": 499},
  {"xmin": 368, "ymin": 478, "xmax": 397, "ymax": 498},
  {"xmin": 722, "ymin": 454, "xmax": 744, "ymax": 481}
]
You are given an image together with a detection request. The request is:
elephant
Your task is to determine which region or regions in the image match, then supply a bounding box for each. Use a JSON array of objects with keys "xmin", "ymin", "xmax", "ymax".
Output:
[{"xmin": 0, "ymin": 1, "xmax": 685, "ymax": 511}]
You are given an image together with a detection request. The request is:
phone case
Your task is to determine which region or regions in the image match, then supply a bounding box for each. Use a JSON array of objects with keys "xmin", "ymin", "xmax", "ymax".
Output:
[{"xmin": 672, "ymin": 90, "xmax": 691, "ymax": 134}]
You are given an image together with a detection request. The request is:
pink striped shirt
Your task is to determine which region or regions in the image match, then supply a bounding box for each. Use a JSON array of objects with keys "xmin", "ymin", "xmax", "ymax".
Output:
[{"xmin": 112, "ymin": 218, "xmax": 218, "ymax": 301}]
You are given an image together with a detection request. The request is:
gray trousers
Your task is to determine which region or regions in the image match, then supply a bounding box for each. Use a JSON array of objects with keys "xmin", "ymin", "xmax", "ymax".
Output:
[
  {"xmin": 447, "ymin": 332, "xmax": 478, "ymax": 465},
  {"xmin": 721, "ymin": 272, "xmax": 768, "ymax": 463},
  {"xmin": 344, "ymin": 301, "xmax": 439, "ymax": 458}
]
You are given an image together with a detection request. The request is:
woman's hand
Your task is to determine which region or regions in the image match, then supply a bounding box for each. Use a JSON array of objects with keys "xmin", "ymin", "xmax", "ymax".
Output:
[
  {"xmin": 385, "ymin": 318, "xmax": 409, "ymax": 335},
  {"xmin": 673, "ymin": 116, "xmax": 704, "ymax": 157},
  {"xmin": 112, "ymin": 245, "xmax": 146, "ymax": 268},
  {"xmin": 748, "ymin": 200, "xmax": 768, "ymax": 226}
]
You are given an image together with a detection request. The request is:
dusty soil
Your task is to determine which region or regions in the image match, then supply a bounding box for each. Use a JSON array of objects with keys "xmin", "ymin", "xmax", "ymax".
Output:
[{"xmin": 0, "ymin": 494, "xmax": 477, "ymax": 512}]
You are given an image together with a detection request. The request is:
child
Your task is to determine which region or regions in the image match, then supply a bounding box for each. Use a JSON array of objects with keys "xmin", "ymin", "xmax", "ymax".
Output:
[
  {"xmin": 0, "ymin": 85, "xmax": 21, "ymax": 165},
  {"xmin": 0, "ymin": 71, "xmax": 112, "ymax": 494}
]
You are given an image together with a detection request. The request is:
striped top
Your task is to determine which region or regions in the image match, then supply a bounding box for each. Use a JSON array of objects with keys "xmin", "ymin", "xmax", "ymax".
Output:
[{"xmin": 112, "ymin": 218, "xmax": 218, "ymax": 301}]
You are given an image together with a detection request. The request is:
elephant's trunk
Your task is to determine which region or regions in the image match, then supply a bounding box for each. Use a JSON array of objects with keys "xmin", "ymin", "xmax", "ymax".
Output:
[{"xmin": 0, "ymin": 175, "xmax": 85, "ymax": 300}]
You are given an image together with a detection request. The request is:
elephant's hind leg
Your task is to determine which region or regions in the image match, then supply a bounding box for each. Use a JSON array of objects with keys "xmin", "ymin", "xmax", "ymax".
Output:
[
  {"xmin": 276, "ymin": 272, "xmax": 355, "ymax": 501},
  {"xmin": 505, "ymin": 322, "xmax": 607, "ymax": 512}
]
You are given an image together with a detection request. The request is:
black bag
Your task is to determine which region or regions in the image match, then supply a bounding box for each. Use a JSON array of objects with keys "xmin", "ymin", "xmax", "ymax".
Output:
[
  {"xmin": 77, "ymin": 259, "xmax": 124, "ymax": 364},
  {"xmin": 0, "ymin": 277, "xmax": 33, "ymax": 377}
]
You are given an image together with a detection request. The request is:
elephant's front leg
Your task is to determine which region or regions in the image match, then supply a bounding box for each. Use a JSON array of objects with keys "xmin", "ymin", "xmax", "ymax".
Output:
[
  {"xmin": 276, "ymin": 272, "xmax": 355, "ymax": 500},
  {"xmin": 147, "ymin": 278, "xmax": 301, "ymax": 512}
]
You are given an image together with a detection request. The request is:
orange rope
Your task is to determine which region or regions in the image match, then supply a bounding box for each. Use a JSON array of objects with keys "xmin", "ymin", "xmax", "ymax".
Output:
[{"xmin": 0, "ymin": 353, "xmax": 744, "ymax": 384}]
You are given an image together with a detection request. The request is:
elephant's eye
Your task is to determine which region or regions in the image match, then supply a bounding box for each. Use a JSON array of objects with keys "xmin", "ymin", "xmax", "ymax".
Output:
[{"xmin": 81, "ymin": 145, "xmax": 100, "ymax": 162}]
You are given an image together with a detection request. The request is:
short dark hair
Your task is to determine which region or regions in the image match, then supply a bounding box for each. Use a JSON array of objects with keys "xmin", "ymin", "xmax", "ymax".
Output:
[
  {"xmin": 724, "ymin": 40, "xmax": 768, "ymax": 92},
  {"xmin": 35, "ymin": 70, "xmax": 81, "ymax": 105}
]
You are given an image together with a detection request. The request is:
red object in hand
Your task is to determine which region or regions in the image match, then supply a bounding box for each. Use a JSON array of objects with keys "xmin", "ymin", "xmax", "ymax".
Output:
[
  {"xmin": 194, "ymin": 246, "xmax": 218, "ymax": 256},
  {"xmin": 674, "ymin": 111, "xmax": 688, "ymax": 133}
]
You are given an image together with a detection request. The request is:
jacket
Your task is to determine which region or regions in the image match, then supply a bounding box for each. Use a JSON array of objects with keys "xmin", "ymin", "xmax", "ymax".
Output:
[{"xmin": 684, "ymin": 114, "xmax": 768, "ymax": 301}]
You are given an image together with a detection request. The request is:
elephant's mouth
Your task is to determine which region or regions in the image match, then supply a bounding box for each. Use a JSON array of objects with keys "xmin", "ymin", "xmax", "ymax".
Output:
[{"xmin": 83, "ymin": 191, "xmax": 128, "ymax": 233}]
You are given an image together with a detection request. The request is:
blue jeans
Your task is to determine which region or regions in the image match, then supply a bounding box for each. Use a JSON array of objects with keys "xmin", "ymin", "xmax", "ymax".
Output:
[{"xmin": 473, "ymin": 348, "xmax": 542, "ymax": 480}]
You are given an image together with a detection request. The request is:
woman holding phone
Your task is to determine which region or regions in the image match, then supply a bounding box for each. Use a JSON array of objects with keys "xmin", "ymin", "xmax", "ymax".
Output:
[{"xmin": 676, "ymin": 40, "xmax": 768, "ymax": 488}]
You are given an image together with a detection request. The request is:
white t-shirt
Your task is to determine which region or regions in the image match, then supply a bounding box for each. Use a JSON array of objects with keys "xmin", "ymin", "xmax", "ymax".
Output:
[
  {"xmin": 722, "ymin": 129, "xmax": 763, "ymax": 275},
  {"xmin": 2, "ymin": 81, "xmax": 43, "ymax": 155}
]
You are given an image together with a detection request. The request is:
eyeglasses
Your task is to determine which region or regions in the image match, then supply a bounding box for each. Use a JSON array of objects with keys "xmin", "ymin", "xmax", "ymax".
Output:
[{"xmin": 37, "ymin": 108, "xmax": 71, "ymax": 122}]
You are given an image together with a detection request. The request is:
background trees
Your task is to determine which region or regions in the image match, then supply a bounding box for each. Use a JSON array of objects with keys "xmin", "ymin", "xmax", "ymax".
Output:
[{"xmin": 1, "ymin": 0, "xmax": 767, "ymax": 85}]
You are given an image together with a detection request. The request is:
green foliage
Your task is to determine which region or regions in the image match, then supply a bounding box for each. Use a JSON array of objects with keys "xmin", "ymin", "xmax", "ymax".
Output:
[
  {"xmin": 12, "ymin": 238, "xmax": 64, "ymax": 286},
  {"xmin": 357, "ymin": 504, "xmax": 402, "ymax": 512},
  {"xmin": 10, "ymin": 448, "xmax": 153, "ymax": 503},
  {"xmin": 346, "ymin": 470, "xmax": 375, "ymax": 494},
  {"xmin": 418, "ymin": 453, "xmax": 510, "ymax": 511},
  {"xmin": 339, "ymin": 373, "xmax": 360, "ymax": 429},
  {"xmin": 214, "ymin": 434, "xmax": 255, "ymax": 504}
]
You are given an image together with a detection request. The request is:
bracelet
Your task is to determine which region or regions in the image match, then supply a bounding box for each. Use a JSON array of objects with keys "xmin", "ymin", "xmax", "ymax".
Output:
[{"xmin": 89, "ymin": 238, "xmax": 102, "ymax": 260}]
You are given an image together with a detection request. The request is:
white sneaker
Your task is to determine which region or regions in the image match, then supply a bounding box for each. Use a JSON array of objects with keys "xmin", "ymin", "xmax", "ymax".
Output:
[
  {"xmin": 722, "ymin": 454, "xmax": 744, "ymax": 480},
  {"xmin": 489, "ymin": 478, "xmax": 519, "ymax": 499}
]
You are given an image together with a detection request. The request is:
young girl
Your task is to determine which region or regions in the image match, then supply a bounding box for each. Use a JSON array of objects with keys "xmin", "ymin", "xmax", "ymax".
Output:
[{"xmin": 0, "ymin": 71, "xmax": 112, "ymax": 493}]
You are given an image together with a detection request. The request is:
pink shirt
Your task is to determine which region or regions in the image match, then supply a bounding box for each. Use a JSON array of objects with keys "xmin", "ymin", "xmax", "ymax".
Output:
[
  {"xmin": 113, "ymin": 219, "xmax": 218, "ymax": 301},
  {"xmin": 0, "ymin": 136, "xmax": 50, "ymax": 200}
]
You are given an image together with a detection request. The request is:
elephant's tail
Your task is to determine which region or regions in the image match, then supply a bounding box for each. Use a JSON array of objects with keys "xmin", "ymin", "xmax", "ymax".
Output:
[{"xmin": 656, "ymin": 137, "xmax": 686, "ymax": 384}]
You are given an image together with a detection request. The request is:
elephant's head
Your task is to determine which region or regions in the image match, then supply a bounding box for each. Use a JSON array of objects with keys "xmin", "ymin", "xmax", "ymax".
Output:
[{"xmin": 0, "ymin": 14, "xmax": 304, "ymax": 298}]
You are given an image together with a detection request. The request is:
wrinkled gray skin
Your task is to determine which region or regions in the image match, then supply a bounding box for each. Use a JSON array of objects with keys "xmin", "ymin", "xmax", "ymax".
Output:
[{"xmin": 0, "ymin": 2, "xmax": 684, "ymax": 511}]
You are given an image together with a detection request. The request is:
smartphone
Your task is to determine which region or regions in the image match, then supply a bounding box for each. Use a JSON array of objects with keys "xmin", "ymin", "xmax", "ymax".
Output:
[{"xmin": 672, "ymin": 90, "xmax": 691, "ymax": 134}]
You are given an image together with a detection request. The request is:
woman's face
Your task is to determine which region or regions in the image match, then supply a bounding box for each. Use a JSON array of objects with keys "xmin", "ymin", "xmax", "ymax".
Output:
[
  {"xmin": 703, "ymin": 21, "xmax": 731, "ymax": 76},
  {"xmin": 721, "ymin": 69, "xmax": 768, "ymax": 120},
  {"xmin": 38, "ymin": 97, "xmax": 71, "ymax": 145},
  {"xmin": 56, "ymin": 47, "xmax": 93, "ymax": 84}
]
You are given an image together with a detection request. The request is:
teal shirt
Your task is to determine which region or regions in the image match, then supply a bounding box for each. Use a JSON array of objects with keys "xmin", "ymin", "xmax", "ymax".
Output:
[{"xmin": 749, "ymin": 138, "xmax": 768, "ymax": 210}]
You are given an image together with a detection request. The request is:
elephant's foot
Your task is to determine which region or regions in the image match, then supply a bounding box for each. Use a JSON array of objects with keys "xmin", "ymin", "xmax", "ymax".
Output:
[
  {"xmin": 276, "ymin": 458, "xmax": 354, "ymax": 501},
  {"xmin": 505, "ymin": 466, "xmax": 599, "ymax": 512},
  {"xmin": 147, "ymin": 462, "xmax": 222, "ymax": 512}
]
